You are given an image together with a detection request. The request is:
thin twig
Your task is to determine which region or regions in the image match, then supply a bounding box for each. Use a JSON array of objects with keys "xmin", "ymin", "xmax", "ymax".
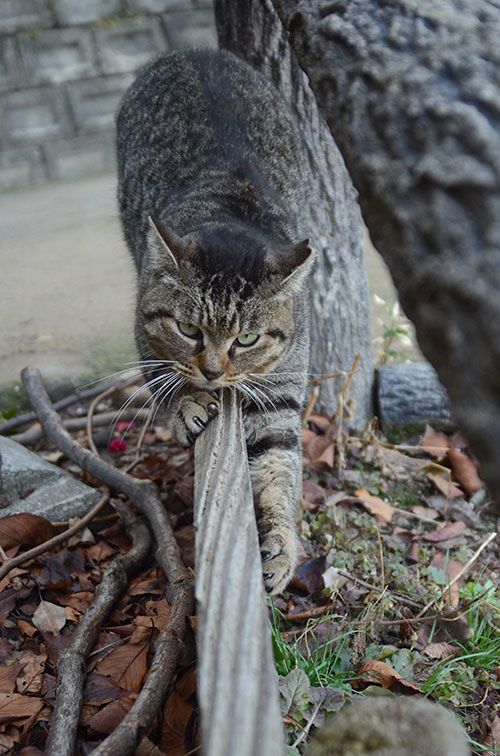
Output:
[
  {"xmin": 12, "ymin": 408, "xmax": 151, "ymax": 446},
  {"xmin": 45, "ymin": 501, "xmax": 152, "ymax": 756},
  {"xmin": 0, "ymin": 492, "xmax": 110, "ymax": 582},
  {"xmin": 416, "ymin": 531, "xmax": 497, "ymax": 619},
  {"xmin": 375, "ymin": 525, "xmax": 385, "ymax": 592},
  {"xmin": 302, "ymin": 385, "xmax": 319, "ymax": 425},
  {"xmin": 0, "ymin": 374, "xmax": 141, "ymax": 435}
]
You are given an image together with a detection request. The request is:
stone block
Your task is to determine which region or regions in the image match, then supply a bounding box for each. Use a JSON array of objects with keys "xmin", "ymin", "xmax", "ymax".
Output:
[
  {"xmin": 0, "ymin": 87, "xmax": 73, "ymax": 148},
  {"xmin": 43, "ymin": 131, "xmax": 116, "ymax": 180},
  {"xmin": 0, "ymin": 436, "xmax": 101, "ymax": 522},
  {"xmin": 0, "ymin": 147, "xmax": 47, "ymax": 191},
  {"xmin": 0, "ymin": 38, "xmax": 27, "ymax": 93},
  {"xmin": 67, "ymin": 73, "xmax": 134, "ymax": 133},
  {"xmin": 19, "ymin": 28, "xmax": 97, "ymax": 85},
  {"xmin": 0, "ymin": 0, "xmax": 53, "ymax": 34},
  {"xmin": 54, "ymin": 0, "xmax": 124, "ymax": 25},
  {"xmin": 125, "ymin": 0, "xmax": 194, "ymax": 12},
  {"xmin": 94, "ymin": 17, "xmax": 168, "ymax": 75},
  {"xmin": 162, "ymin": 9, "xmax": 216, "ymax": 49}
]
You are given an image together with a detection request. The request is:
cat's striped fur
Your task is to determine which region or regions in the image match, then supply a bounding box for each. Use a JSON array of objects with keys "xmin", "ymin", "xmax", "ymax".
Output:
[{"xmin": 116, "ymin": 48, "xmax": 314, "ymax": 593}]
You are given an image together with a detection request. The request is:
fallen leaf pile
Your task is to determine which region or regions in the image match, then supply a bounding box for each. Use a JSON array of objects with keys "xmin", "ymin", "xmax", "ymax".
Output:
[
  {"xmin": 0, "ymin": 424, "xmax": 198, "ymax": 754},
  {"xmin": 0, "ymin": 390, "xmax": 499, "ymax": 755}
]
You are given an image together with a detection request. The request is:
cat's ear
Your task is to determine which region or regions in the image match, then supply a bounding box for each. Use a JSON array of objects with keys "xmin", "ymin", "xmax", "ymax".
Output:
[
  {"xmin": 148, "ymin": 216, "xmax": 191, "ymax": 269},
  {"xmin": 272, "ymin": 239, "xmax": 315, "ymax": 297}
]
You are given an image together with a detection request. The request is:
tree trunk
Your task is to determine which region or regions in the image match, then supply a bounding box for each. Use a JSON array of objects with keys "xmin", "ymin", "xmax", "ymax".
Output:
[
  {"xmin": 270, "ymin": 0, "xmax": 500, "ymax": 505},
  {"xmin": 215, "ymin": 0, "xmax": 374, "ymax": 429}
]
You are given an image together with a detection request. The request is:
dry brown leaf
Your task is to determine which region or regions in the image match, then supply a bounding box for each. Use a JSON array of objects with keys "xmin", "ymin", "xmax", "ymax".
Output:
[
  {"xmin": 16, "ymin": 620, "xmax": 37, "ymax": 638},
  {"xmin": 135, "ymin": 735, "xmax": 167, "ymax": 756},
  {"xmin": 447, "ymin": 448, "xmax": 484, "ymax": 494},
  {"xmin": 162, "ymin": 690, "xmax": 194, "ymax": 755},
  {"xmin": 0, "ymin": 665, "xmax": 23, "ymax": 694},
  {"xmin": 421, "ymin": 426, "xmax": 450, "ymax": 458},
  {"xmin": 354, "ymin": 659, "xmax": 423, "ymax": 694},
  {"xmin": 355, "ymin": 488, "xmax": 395, "ymax": 525},
  {"xmin": 423, "ymin": 521, "xmax": 466, "ymax": 546},
  {"xmin": 32, "ymin": 601, "xmax": 67, "ymax": 636},
  {"xmin": 16, "ymin": 651, "xmax": 46, "ymax": 695},
  {"xmin": 0, "ymin": 514, "xmax": 58, "ymax": 550},
  {"xmin": 0, "ymin": 693, "xmax": 43, "ymax": 725},
  {"xmin": 427, "ymin": 473, "xmax": 463, "ymax": 499},
  {"xmin": 0, "ymin": 724, "xmax": 21, "ymax": 751},
  {"xmin": 84, "ymin": 695, "xmax": 136, "ymax": 734},
  {"xmin": 423, "ymin": 642, "xmax": 461, "ymax": 659},
  {"xmin": 92, "ymin": 641, "xmax": 149, "ymax": 693},
  {"xmin": 483, "ymin": 714, "xmax": 500, "ymax": 750}
]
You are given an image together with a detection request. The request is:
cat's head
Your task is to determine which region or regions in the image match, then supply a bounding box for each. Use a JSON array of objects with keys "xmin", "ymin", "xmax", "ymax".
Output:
[{"xmin": 138, "ymin": 217, "xmax": 314, "ymax": 389}]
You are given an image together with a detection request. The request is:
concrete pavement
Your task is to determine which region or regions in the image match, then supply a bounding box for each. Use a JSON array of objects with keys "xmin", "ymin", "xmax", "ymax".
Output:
[{"xmin": 0, "ymin": 170, "xmax": 415, "ymax": 411}]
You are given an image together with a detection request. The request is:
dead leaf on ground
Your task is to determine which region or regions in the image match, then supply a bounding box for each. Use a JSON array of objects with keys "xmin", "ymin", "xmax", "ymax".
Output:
[
  {"xmin": 421, "ymin": 426, "xmax": 449, "ymax": 458},
  {"xmin": 16, "ymin": 650, "xmax": 47, "ymax": 695},
  {"xmin": 355, "ymin": 488, "xmax": 395, "ymax": 525},
  {"xmin": 0, "ymin": 664, "xmax": 23, "ymax": 694},
  {"xmin": 423, "ymin": 642, "xmax": 461, "ymax": 660},
  {"xmin": 32, "ymin": 601, "xmax": 67, "ymax": 636},
  {"xmin": 423, "ymin": 521, "xmax": 466, "ymax": 549},
  {"xmin": 447, "ymin": 448, "xmax": 484, "ymax": 494},
  {"xmin": 83, "ymin": 695, "xmax": 136, "ymax": 734},
  {"xmin": 0, "ymin": 693, "xmax": 43, "ymax": 725},
  {"xmin": 162, "ymin": 689, "xmax": 195, "ymax": 755},
  {"xmin": 354, "ymin": 659, "xmax": 423, "ymax": 694},
  {"xmin": 0, "ymin": 514, "xmax": 57, "ymax": 550},
  {"xmin": 427, "ymin": 473, "xmax": 463, "ymax": 499},
  {"xmin": 91, "ymin": 641, "xmax": 149, "ymax": 693},
  {"xmin": 483, "ymin": 714, "xmax": 500, "ymax": 750}
]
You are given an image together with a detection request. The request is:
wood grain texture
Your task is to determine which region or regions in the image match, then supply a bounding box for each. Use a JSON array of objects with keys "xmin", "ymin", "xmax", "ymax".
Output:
[{"xmin": 194, "ymin": 390, "xmax": 284, "ymax": 756}]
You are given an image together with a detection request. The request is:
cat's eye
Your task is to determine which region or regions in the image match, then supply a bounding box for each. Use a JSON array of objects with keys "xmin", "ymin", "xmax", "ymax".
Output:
[
  {"xmin": 235, "ymin": 332, "xmax": 260, "ymax": 347},
  {"xmin": 177, "ymin": 321, "xmax": 201, "ymax": 339}
]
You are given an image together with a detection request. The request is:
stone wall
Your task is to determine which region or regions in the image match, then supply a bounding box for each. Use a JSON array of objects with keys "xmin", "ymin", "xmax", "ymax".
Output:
[{"xmin": 0, "ymin": 0, "xmax": 216, "ymax": 192}]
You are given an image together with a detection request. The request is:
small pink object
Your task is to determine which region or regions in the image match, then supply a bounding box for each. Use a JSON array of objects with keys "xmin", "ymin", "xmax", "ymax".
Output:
[
  {"xmin": 116, "ymin": 421, "xmax": 135, "ymax": 433},
  {"xmin": 108, "ymin": 438, "xmax": 127, "ymax": 453}
]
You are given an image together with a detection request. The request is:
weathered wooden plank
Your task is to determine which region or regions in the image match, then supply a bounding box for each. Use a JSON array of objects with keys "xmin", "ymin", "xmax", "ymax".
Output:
[{"xmin": 194, "ymin": 390, "xmax": 284, "ymax": 756}]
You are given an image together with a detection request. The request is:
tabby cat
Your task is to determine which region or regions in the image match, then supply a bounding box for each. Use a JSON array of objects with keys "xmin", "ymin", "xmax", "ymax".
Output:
[{"xmin": 116, "ymin": 48, "xmax": 314, "ymax": 594}]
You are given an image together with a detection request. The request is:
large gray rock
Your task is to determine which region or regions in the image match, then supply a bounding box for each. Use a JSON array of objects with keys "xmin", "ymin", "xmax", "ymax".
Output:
[{"xmin": 0, "ymin": 436, "xmax": 100, "ymax": 521}]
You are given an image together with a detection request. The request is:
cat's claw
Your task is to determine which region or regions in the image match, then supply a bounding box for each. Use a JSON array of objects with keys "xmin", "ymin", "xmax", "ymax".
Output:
[
  {"xmin": 259, "ymin": 532, "xmax": 295, "ymax": 595},
  {"xmin": 172, "ymin": 390, "xmax": 220, "ymax": 446}
]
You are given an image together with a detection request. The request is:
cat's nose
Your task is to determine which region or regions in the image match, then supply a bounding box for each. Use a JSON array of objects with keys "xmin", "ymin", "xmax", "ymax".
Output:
[{"xmin": 200, "ymin": 366, "xmax": 223, "ymax": 381}]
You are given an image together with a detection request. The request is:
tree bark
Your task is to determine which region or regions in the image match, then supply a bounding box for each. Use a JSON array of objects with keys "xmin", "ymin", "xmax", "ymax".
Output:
[
  {"xmin": 215, "ymin": 0, "xmax": 374, "ymax": 429},
  {"xmin": 269, "ymin": 0, "xmax": 500, "ymax": 505}
]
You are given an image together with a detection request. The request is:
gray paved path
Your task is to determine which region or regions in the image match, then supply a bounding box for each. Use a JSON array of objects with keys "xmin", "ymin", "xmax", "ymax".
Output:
[{"xmin": 0, "ymin": 171, "xmax": 415, "ymax": 407}]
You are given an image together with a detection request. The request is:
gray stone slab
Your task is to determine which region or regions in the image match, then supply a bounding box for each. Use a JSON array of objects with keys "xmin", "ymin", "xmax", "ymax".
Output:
[
  {"xmin": 54, "ymin": 0, "xmax": 124, "ymax": 25},
  {"xmin": 0, "ymin": 87, "xmax": 73, "ymax": 148},
  {"xmin": 0, "ymin": 146, "xmax": 47, "ymax": 191},
  {"xmin": 43, "ymin": 131, "xmax": 116, "ymax": 180},
  {"xmin": 94, "ymin": 17, "xmax": 168, "ymax": 75},
  {"xmin": 0, "ymin": 38, "xmax": 27, "ymax": 93},
  {"xmin": 0, "ymin": 0, "xmax": 53, "ymax": 34},
  {"xmin": 67, "ymin": 74, "xmax": 135, "ymax": 133},
  {"xmin": 19, "ymin": 28, "xmax": 97, "ymax": 85},
  {"xmin": 162, "ymin": 9, "xmax": 216, "ymax": 49},
  {"xmin": 0, "ymin": 436, "xmax": 101, "ymax": 522}
]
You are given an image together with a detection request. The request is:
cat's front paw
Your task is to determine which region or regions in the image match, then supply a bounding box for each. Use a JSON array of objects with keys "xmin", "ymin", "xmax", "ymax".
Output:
[
  {"xmin": 260, "ymin": 531, "xmax": 296, "ymax": 595},
  {"xmin": 171, "ymin": 389, "xmax": 219, "ymax": 446}
]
